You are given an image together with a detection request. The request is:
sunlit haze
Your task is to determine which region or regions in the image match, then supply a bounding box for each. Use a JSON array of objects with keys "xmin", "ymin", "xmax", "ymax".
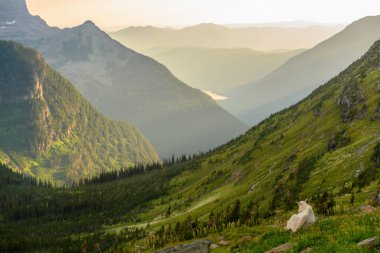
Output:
[{"xmin": 26, "ymin": 0, "xmax": 380, "ymax": 30}]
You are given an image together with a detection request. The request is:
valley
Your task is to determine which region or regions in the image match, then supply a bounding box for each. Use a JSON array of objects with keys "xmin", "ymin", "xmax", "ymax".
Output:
[
  {"xmin": 1, "ymin": 36, "xmax": 380, "ymax": 252},
  {"xmin": 0, "ymin": 1, "xmax": 380, "ymax": 252}
]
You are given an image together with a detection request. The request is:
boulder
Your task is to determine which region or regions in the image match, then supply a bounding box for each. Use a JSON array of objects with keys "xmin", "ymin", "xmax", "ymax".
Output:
[
  {"xmin": 154, "ymin": 240, "xmax": 210, "ymax": 253},
  {"xmin": 265, "ymin": 243, "xmax": 293, "ymax": 253},
  {"xmin": 218, "ymin": 240, "xmax": 231, "ymax": 246},
  {"xmin": 358, "ymin": 237, "xmax": 379, "ymax": 249},
  {"xmin": 210, "ymin": 244, "xmax": 219, "ymax": 249},
  {"xmin": 300, "ymin": 247, "xmax": 313, "ymax": 253},
  {"xmin": 238, "ymin": 235, "xmax": 253, "ymax": 244}
]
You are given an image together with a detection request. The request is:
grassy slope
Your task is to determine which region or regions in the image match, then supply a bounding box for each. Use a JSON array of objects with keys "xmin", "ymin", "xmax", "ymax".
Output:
[
  {"xmin": 0, "ymin": 41, "xmax": 159, "ymax": 184},
  {"xmin": 106, "ymin": 41, "xmax": 380, "ymax": 250},
  {"xmin": 210, "ymin": 208, "xmax": 380, "ymax": 252}
]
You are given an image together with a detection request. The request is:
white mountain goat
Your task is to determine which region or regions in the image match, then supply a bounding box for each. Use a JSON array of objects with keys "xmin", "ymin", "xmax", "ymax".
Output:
[{"xmin": 285, "ymin": 200, "xmax": 316, "ymax": 232}]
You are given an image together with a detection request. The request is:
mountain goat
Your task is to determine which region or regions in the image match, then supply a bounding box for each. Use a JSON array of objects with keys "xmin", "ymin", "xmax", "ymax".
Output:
[{"xmin": 285, "ymin": 200, "xmax": 316, "ymax": 232}]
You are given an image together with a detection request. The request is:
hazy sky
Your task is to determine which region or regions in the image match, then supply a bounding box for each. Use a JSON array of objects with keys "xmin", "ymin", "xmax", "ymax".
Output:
[{"xmin": 26, "ymin": 0, "xmax": 380, "ymax": 30}]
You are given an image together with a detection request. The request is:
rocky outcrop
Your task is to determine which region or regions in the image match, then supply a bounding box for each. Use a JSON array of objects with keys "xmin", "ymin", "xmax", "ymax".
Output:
[
  {"xmin": 155, "ymin": 240, "xmax": 210, "ymax": 253},
  {"xmin": 265, "ymin": 243, "xmax": 293, "ymax": 253},
  {"xmin": 338, "ymin": 83, "xmax": 366, "ymax": 122},
  {"xmin": 0, "ymin": 0, "xmax": 29, "ymax": 23},
  {"xmin": 358, "ymin": 237, "xmax": 379, "ymax": 249}
]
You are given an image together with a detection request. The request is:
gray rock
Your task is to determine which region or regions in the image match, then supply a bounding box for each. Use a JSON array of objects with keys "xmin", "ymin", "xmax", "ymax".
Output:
[
  {"xmin": 265, "ymin": 243, "xmax": 293, "ymax": 253},
  {"xmin": 155, "ymin": 240, "xmax": 210, "ymax": 253},
  {"xmin": 210, "ymin": 244, "xmax": 219, "ymax": 249},
  {"xmin": 218, "ymin": 240, "xmax": 231, "ymax": 246},
  {"xmin": 358, "ymin": 236, "xmax": 379, "ymax": 249},
  {"xmin": 238, "ymin": 235, "xmax": 253, "ymax": 244}
]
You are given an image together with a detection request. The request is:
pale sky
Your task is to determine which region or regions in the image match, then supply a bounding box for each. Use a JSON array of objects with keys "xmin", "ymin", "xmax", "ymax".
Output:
[{"xmin": 26, "ymin": 0, "xmax": 380, "ymax": 30}]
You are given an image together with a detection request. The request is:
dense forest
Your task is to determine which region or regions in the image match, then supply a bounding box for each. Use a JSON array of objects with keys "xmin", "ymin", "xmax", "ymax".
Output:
[{"xmin": 0, "ymin": 157, "xmax": 199, "ymax": 252}]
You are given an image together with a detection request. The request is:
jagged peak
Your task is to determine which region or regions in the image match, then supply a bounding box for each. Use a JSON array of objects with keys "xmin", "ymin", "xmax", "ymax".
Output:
[
  {"xmin": 0, "ymin": 0, "xmax": 30, "ymax": 21},
  {"xmin": 76, "ymin": 20, "xmax": 100, "ymax": 30}
]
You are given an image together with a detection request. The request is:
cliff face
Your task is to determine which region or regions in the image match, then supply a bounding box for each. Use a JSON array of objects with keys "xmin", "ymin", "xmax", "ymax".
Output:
[
  {"xmin": 0, "ymin": 0, "xmax": 29, "ymax": 22},
  {"xmin": 0, "ymin": 0, "xmax": 51, "ymax": 45}
]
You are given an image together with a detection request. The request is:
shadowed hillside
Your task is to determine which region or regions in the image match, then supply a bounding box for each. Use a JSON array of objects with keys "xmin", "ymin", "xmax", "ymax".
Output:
[
  {"xmin": 221, "ymin": 16, "xmax": 380, "ymax": 124},
  {"xmin": 0, "ymin": 0, "xmax": 247, "ymax": 158},
  {"xmin": 0, "ymin": 41, "xmax": 159, "ymax": 184}
]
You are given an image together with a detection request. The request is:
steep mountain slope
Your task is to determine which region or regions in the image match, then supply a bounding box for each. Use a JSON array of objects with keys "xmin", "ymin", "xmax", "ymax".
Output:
[
  {"xmin": 0, "ymin": 40, "xmax": 159, "ymax": 184},
  {"xmin": 118, "ymin": 39, "xmax": 380, "ymax": 236},
  {"xmin": 144, "ymin": 47, "xmax": 304, "ymax": 94},
  {"xmin": 222, "ymin": 15, "xmax": 380, "ymax": 124},
  {"xmin": 2, "ymin": 40, "xmax": 380, "ymax": 253},
  {"xmin": 110, "ymin": 23, "xmax": 343, "ymax": 52},
  {"xmin": 0, "ymin": 0, "xmax": 247, "ymax": 158}
]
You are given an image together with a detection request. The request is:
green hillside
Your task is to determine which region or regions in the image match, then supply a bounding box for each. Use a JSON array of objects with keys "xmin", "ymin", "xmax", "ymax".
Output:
[
  {"xmin": 0, "ymin": 41, "xmax": 159, "ymax": 184},
  {"xmin": 1, "ymin": 40, "xmax": 380, "ymax": 252}
]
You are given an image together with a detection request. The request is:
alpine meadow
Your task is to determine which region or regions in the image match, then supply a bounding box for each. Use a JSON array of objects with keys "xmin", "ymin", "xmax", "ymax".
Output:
[{"xmin": 1, "ymin": 0, "xmax": 380, "ymax": 252}]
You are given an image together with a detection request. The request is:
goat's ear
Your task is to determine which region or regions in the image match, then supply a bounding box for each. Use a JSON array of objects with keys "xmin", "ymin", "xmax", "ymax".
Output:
[{"xmin": 304, "ymin": 198, "xmax": 308, "ymax": 202}]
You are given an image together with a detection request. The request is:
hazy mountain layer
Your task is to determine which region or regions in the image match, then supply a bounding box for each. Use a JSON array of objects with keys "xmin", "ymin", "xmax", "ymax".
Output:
[
  {"xmin": 145, "ymin": 47, "xmax": 304, "ymax": 94},
  {"xmin": 221, "ymin": 16, "xmax": 380, "ymax": 124},
  {"xmin": 0, "ymin": 0, "xmax": 247, "ymax": 158},
  {"xmin": 0, "ymin": 41, "xmax": 159, "ymax": 184},
  {"xmin": 110, "ymin": 23, "xmax": 343, "ymax": 52},
  {"xmin": 2, "ymin": 38, "xmax": 380, "ymax": 252}
]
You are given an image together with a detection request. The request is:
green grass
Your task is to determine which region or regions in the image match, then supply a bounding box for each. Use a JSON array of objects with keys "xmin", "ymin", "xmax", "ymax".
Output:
[{"xmin": 222, "ymin": 211, "xmax": 380, "ymax": 253}]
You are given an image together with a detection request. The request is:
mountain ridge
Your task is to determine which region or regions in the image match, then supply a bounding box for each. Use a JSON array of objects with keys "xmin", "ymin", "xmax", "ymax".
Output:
[
  {"xmin": 0, "ymin": 0, "xmax": 247, "ymax": 158},
  {"xmin": 221, "ymin": 15, "xmax": 380, "ymax": 124},
  {"xmin": 1, "ymin": 38, "xmax": 380, "ymax": 252},
  {"xmin": 110, "ymin": 23, "xmax": 343, "ymax": 52}
]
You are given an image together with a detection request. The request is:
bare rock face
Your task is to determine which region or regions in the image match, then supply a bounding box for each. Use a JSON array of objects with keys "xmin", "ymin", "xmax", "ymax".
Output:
[
  {"xmin": 338, "ymin": 83, "xmax": 367, "ymax": 122},
  {"xmin": 0, "ymin": 0, "xmax": 50, "ymax": 43},
  {"xmin": 155, "ymin": 240, "xmax": 210, "ymax": 253},
  {"xmin": 0, "ymin": 0, "xmax": 29, "ymax": 22}
]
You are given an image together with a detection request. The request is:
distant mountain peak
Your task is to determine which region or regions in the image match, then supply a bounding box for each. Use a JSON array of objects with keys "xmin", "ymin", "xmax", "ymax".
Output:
[
  {"xmin": 82, "ymin": 20, "xmax": 97, "ymax": 27},
  {"xmin": 0, "ymin": 0, "xmax": 30, "ymax": 21},
  {"xmin": 183, "ymin": 23, "xmax": 229, "ymax": 31}
]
